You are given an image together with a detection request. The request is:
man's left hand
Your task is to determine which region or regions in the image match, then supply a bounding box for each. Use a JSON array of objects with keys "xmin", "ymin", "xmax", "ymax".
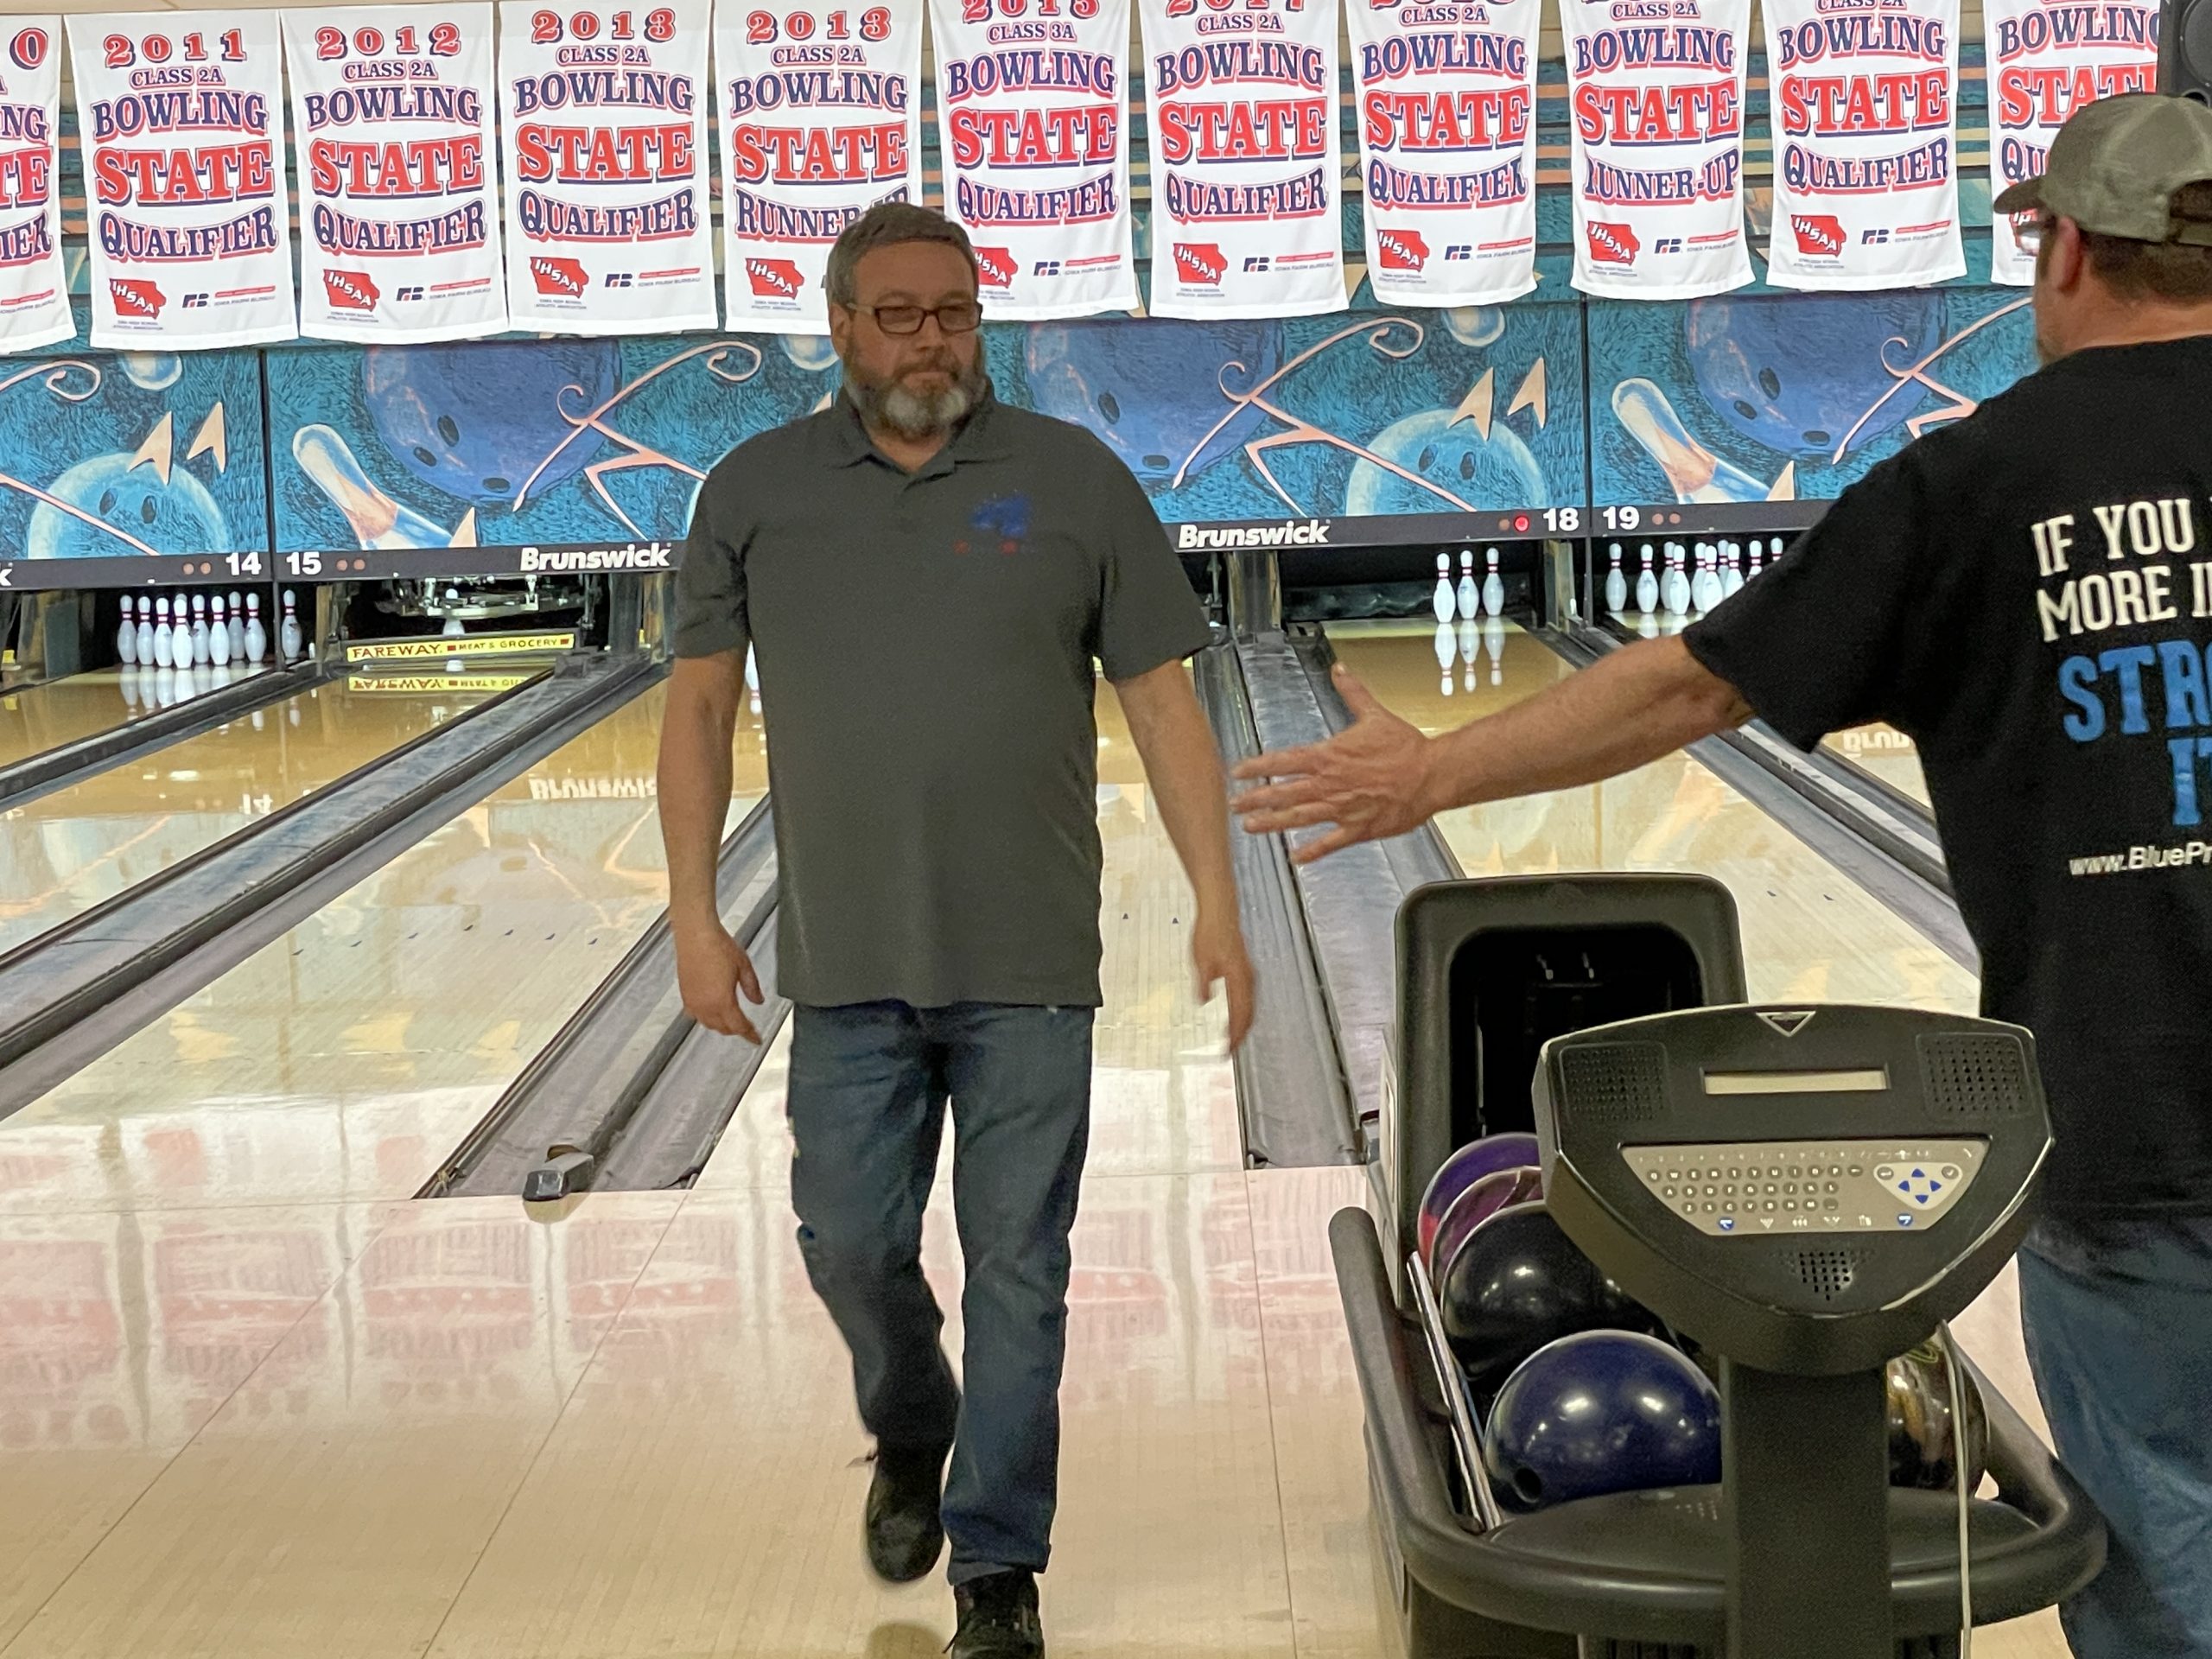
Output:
[
  {"xmin": 1233, "ymin": 665, "xmax": 1437, "ymax": 862},
  {"xmin": 1194, "ymin": 909, "xmax": 1255, "ymax": 1052}
]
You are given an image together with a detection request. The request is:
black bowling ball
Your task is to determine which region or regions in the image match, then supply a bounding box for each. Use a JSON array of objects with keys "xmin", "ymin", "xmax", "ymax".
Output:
[{"xmin": 1437, "ymin": 1199, "xmax": 1661, "ymax": 1393}]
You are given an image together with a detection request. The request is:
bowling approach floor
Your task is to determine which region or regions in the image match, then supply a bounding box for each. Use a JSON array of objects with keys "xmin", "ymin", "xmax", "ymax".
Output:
[{"xmin": 0, "ymin": 650, "xmax": 2063, "ymax": 1658}]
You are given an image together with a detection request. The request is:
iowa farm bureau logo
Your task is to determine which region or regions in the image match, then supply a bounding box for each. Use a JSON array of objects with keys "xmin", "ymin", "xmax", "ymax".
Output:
[
  {"xmin": 1376, "ymin": 228, "xmax": 1429, "ymax": 271},
  {"xmin": 1586, "ymin": 221, "xmax": 1640, "ymax": 266},
  {"xmin": 1791, "ymin": 214, "xmax": 1847, "ymax": 257}
]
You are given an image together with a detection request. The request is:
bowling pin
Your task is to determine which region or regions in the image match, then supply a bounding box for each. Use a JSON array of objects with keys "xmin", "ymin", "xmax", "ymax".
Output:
[
  {"xmin": 1482, "ymin": 548, "xmax": 1504, "ymax": 618},
  {"xmin": 118, "ymin": 663, "xmax": 141, "ymax": 712},
  {"xmin": 1635, "ymin": 543, "xmax": 1659, "ymax": 614},
  {"xmin": 278, "ymin": 589, "xmax": 303, "ymax": 663},
  {"xmin": 1457, "ymin": 617, "xmax": 1479, "ymax": 693},
  {"xmin": 1662, "ymin": 547, "xmax": 1691, "ymax": 618},
  {"xmin": 1721, "ymin": 541, "xmax": 1745, "ymax": 600},
  {"xmin": 1434, "ymin": 620, "xmax": 1457, "ymax": 696},
  {"xmin": 1456, "ymin": 550, "xmax": 1479, "ymax": 621},
  {"xmin": 1612, "ymin": 379, "xmax": 1779, "ymax": 504},
  {"xmin": 117, "ymin": 602, "xmax": 138, "ymax": 666},
  {"xmin": 442, "ymin": 588, "xmax": 466, "ymax": 637},
  {"xmin": 243, "ymin": 593, "xmax": 268, "ymax": 664},
  {"xmin": 136, "ymin": 597, "xmax": 155, "ymax": 666},
  {"xmin": 1748, "ymin": 541, "xmax": 1766, "ymax": 582},
  {"xmin": 152, "ymin": 597, "xmax": 174, "ymax": 669},
  {"xmin": 1432, "ymin": 553, "xmax": 1455, "ymax": 624},
  {"xmin": 1770, "ymin": 535, "xmax": 1789, "ymax": 571},
  {"xmin": 210, "ymin": 594, "xmax": 231, "ymax": 666},
  {"xmin": 1482, "ymin": 615, "xmax": 1506, "ymax": 685},
  {"xmin": 189, "ymin": 593, "xmax": 210, "ymax": 664},
  {"xmin": 1636, "ymin": 610, "xmax": 1662, "ymax": 640},
  {"xmin": 1603, "ymin": 542, "xmax": 1629, "ymax": 613},
  {"xmin": 1688, "ymin": 546, "xmax": 1711, "ymax": 613},
  {"xmin": 293, "ymin": 425, "xmax": 457, "ymax": 550},
  {"xmin": 151, "ymin": 664, "xmax": 177, "ymax": 707}
]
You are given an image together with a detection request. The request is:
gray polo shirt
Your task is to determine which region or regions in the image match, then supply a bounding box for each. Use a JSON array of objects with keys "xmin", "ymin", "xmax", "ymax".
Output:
[{"xmin": 672, "ymin": 389, "xmax": 1211, "ymax": 1010}]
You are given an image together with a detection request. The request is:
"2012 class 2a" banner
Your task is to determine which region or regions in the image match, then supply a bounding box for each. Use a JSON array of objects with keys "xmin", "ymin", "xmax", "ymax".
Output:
[{"xmin": 1139, "ymin": 0, "xmax": 1345, "ymax": 319}]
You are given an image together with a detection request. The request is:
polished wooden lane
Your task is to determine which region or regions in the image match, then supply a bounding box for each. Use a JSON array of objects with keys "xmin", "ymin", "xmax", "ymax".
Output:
[
  {"xmin": 0, "ymin": 672, "xmax": 517, "ymax": 957},
  {"xmin": 1335, "ymin": 622, "xmax": 1974, "ymax": 1011},
  {"xmin": 0, "ymin": 665, "xmax": 286, "ymax": 773},
  {"xmin": 1828, "ymin": 722, "xmax": 1933, "ymax": 809},
  {"xmin": 0, "ymin": 686, "xmax": 770, "ymax": 1216}
]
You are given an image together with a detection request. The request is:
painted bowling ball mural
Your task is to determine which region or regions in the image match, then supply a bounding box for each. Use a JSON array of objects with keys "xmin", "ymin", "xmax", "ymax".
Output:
[
  {"xmin": 1024, "ymin": 319, "xmax": 1284, "ymax": 486},
  {"xmin": 1684, "ymin": 292, "xmax": 1945, "ymax": 458},
  {"xmin": 25, "ymin": 452, "xmax": 226, "ymax": 559},
  {"xmin": 362, "ymin": 339, "xmax": 623, "ymax": 511},
  {"xmin": 1345, "ymin": 404, "xmax": 1549, "ymax": 516}
]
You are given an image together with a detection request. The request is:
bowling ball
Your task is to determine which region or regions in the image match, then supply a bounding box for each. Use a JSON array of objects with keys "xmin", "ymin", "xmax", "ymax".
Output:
[
  {"xmin": 1684, "ymin": 291, "xmax": 1944, "ymax": 460},
  {"xmin": 363, "ymin": 338, "xmax": 623, "ymax": 511},
  {"xmin": 1888, "ymin": 1339, "xmax": 1988, "ymax": 1492},
  {"xmin": 1415, "ymin": 1132, "xmax": 1540, "ymax": 1269},
  {"xmin": 1024, "ymin": 318, "xmax": 1283, "ymax": 487},
  {"xmin": 117, "ymin": 351, "xmax": 182, "ymax": 391},
  {"xmin": 1427, "ymin": 1164, "xmax": 1544, "ymax": 1281},
  {"xmin": 1442, "ymin": 306, "xmax": 1505, "ymax": 349},
  {"xmin": 1438, "ymin": 1199, "xmax": 1659, "ymax": 1391},
  {"xmin": 24, "ymin": 451, "xmax": 227, "ymax": 559},
  {"xmin": 779, "ymin": 334, "xmax": 841, "ymax": 372},
  {"xmin": 1483, "ymin": 1330, "xmax": 1722, "ymax": 1512},
  {"xmin": 1345, "ymin": 405, "xmax": 1549, "ymax": 517}
]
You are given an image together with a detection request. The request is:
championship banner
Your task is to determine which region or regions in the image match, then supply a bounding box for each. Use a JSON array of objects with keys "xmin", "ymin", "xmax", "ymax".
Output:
[
  {"xmin": 1763, "ymin": 0, "xmax": 1962, "ymax": 289},
  {"xmin": 1347, "ymin": 0, "xmax": 1541, "ymax": 305},
  {"xmin": 1138, "ymin": 0, "xmax": 1345, "ymax": 320},
  {"xmin": 1560, "ymin": 0, "xmax": 1751, "ymax": 299},
  {"xmin": 286, "ymin": 5, "xmax": 508, "ymax": 342},
  {"xmin": 715, "ymin": 0, "xmax": 926, "ymax": 334},
  {"xmin": 498, "ymin": 0, "xmax": 718, "ymax": 333},
  {"xmin": 1983, "ymin": 0, "xmax": 2156, "ymax": 285},
  {"xmin": 927, "ymin": 0, "xmax": 1135, "ymax": 320},
  {"xmin": 0, "ymin": 19, "xmax": 70, "ymax": 353},
  {"xmin": 67, "ymin": 10, "xmax": 295, "ymax": 349}
]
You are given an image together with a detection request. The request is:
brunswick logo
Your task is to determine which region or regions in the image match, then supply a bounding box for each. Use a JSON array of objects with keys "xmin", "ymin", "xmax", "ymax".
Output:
[
  {"xmin": 530, "ymin": 257, "xmax": 588, "ymax": 297},
  {"xmin": 1586, "ymin": 221, "xmax": 1639, "ymax": 266},
  {"xmin": 1176, "ymin": 519, "xmax": 1332, "ymax": 550},
  {"xmin": 109, "ymin": 277, "xmax": 166, "ymax": 318},
  {"xmin": 745, "ymin": 258, "xmax": 803, "ymax": 299},
  {"xmin": 1173, "ymin": 242, "xmax": 1227, "ymax": 284},
  {"xmin": 1376, "ymin": 228, "xmax": 1429, "ymax": 271},
  {"xmin": 974, "ymin": 246, "xmax": 1017, "ymax": 289},
  {"xmin": 322, "ymin": 269, "xmax": 378, "ymax": 311},
  {"xmin": 1792, "ymin": 214, "xmax": 1847, "ymax": 257}
]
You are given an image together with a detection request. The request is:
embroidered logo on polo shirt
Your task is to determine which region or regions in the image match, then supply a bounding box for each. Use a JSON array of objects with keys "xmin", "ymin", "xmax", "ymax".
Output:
[{"xmin": 960, "ymin": 493, "xmax": 1033, "ymax": 557}]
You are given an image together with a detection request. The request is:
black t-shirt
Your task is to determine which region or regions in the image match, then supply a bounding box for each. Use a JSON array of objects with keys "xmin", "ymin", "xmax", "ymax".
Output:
[{"xmin": 1686, "ymin": 335, "xmax": 2212, "ymax": 1220}]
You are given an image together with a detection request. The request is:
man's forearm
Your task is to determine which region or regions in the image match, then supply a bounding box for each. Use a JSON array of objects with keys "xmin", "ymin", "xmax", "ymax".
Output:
[
  {"xmin": 1422, "ymin": 636, "xmax": 1751, "ymax": 811},
  {"xmin": 658, "ymin": 685, "xmax": 736, "ymax": 930},
  {"xmin": 1118, "ymin": 669, "xmax": 1238, "ymax": 917}
]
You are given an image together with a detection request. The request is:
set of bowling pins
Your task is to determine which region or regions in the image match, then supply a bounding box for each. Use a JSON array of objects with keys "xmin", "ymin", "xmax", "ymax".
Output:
[
  {"xmin": 115, "ymin": 589, "xmax": 304, "ymax": 671},
  {"xmin": 1433, "ymin": 547, "xmax": 1507, "ymax": 623},
  {"xmin": 1433, "ymin": 613, "xmax": 1508, "ymax": 697},
  {"xmin": 1603, "ymin": 537, "xmax": 1783, "ymax": 626},
  {"xmin": 119, "ymin": 658, "xmax": 251, "ymax": 712}
]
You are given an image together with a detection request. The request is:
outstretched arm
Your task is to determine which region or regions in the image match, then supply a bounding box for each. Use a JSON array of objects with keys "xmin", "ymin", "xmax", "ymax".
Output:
[{"xmin": 1232, "ymin": 636, "xmax": 1754, "ymax": 863}]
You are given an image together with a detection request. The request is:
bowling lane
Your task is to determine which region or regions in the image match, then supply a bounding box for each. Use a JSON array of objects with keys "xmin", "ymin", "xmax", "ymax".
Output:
[
  {"xmin": 0, "ymin": 671, "xmax": 522, "ymax": 958},
  {"xmin": 0, "ymin": 683, "xmax": 771, "ymax": 1216},
  {"xmin": 0, "ymin": 665, "xmax": 283, "ymax": 774},
  {"xmin": 1335, "ymin": 621, "xmax": 1975, "ymax": 1009},
  {"xmin": 1826, "ymin": 722, "xmax": 1932, "ymax": 809}
]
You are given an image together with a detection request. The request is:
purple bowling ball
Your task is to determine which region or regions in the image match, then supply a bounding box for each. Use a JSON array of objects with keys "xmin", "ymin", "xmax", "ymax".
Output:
[
  {"xmin": 1415, "ymin": 1132, "xmax": 1541, "ymax": 1270},
  {"xmin": 1428, "ymin": 1164, "xmax": 1544, "ymax": 1280},
  {"xmin": 1483, "ymin": 1330, "xmax": 1722, "ymax": 1511}
]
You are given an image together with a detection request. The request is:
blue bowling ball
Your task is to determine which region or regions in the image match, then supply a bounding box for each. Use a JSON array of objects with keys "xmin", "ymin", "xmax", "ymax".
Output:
[
  {"xmin": 1024, "ymin": 319, "xmax": 1282, "ymax": 487},
  {"xmin": 24, "ymin": 451, "xmax": 227, "ymax": 558},
  {"xmin": 362, "ymin": 339, "xmax": 623, "ymax": 512},
  {"xmin": 1684, "ymin": 291, "xmax": 1945, "ymax": 459},
  {"xmin": 1483, "ymin": 1330, "xmax": 1721, "ymax": 1512}
]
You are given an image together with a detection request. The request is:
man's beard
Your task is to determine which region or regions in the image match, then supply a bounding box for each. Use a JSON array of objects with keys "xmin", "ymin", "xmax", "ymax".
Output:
[{"xmin": 846, "ymin": 353, "xmax": 991, "ymax": 441}]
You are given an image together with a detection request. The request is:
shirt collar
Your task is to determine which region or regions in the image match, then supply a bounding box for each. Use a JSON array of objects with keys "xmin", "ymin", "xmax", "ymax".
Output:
[{"xmin": 825, "ymin": 385, "xmax": 1012, "ymax": 470}]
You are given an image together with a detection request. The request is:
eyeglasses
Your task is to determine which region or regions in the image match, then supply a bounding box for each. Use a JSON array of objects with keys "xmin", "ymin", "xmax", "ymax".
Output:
[{"xmin": 856, "ymin": 301, "xmax": 983, "ymax": 336}]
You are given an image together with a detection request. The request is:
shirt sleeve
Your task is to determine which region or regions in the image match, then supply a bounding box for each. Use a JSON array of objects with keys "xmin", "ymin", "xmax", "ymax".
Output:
[
  {"xmin": 1682, "ymin": 449, "xmax": 1933, "ymax": 750},
  {"xmin": 670, "ymin": 465, "xmax": 749, "ymax": 660},
  {"xmin": 1086, "ymin": 437, "xmax": 1213, "ymax": 682}
]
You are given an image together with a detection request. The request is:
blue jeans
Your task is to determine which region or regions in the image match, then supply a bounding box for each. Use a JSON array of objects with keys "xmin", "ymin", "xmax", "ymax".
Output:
[
  {"xmin": 2018, "ymin": 1215, "xmax": 2212, "ymax": 1657},
  {"xmin": 786, "ymin": 1000, "xmax": 1094, "ymax": 1586}
]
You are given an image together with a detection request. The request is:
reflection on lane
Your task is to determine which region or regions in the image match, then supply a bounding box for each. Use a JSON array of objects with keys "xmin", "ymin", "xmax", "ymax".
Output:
[
  {"xmin": 1826, "ymin": 722, "xmax": 1931, "ymax": 809},
  {"xmin": 0, "ymin": 664, "xmax": 286, "ymax": 772},
  {"xmin": 1332, "ymin": 621, "xmax": 1974, "ymax": 1010}
]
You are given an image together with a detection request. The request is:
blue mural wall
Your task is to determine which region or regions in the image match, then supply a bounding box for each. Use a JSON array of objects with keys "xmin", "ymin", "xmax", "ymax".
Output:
[{"xmin": 0, "ymin": 47, "xmax": 2040, "ymax": 573}]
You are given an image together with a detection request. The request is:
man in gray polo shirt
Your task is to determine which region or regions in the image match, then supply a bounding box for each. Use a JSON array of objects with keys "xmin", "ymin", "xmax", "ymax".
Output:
[{"xmin": 657, "ymin": 202, "xmax": 1253, "ymax": 1659}]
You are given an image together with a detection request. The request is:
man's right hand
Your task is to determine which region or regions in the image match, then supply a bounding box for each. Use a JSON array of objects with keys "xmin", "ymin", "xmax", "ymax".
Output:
[{"xmin": 674, "ymin": 918, "xmax": 765, "ymax": 1043}]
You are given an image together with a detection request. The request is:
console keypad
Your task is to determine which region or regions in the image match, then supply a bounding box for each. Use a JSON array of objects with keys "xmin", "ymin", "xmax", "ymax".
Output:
[{"xmin": 1621, "ymin": 1140, "xmax": 1986, "ymax": 1237}]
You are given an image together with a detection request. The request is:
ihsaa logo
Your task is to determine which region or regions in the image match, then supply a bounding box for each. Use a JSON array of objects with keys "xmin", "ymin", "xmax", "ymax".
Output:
[
  {"xmin": 109, "ymin": 277, "xmax": 166, "ymax": 318},
  {"xmin": 1586, "ymin": 221, "xmax": 1639, "ymax": 265},
  {"xmin": 1376, "ymin": 228, "xmax": 1428, "ymax": 271},
  {"xmin": 1173, "ymin": 243, "xmax": 1227, "ymax": 284},
  {"xmin": 973, "ymin": 246, "xmax": 1018, "ymax": 289},
  {"xmin": 1791, "ymin": 214, "xmax": 1847, "ymax": 257},
  {"xmin": 321, "ymin": 269, "xmax": 378, "ymax": 311}
]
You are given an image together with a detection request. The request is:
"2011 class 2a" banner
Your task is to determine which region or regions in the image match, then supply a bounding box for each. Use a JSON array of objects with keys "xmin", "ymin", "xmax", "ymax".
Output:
[
  {"xmin": 930, "ymin": 0, "xmax": 1136, "ymax": 320},
  {"xmin": 716, "ymin": 0, "xmax": 926, "ymax": 333},
  {"xmin": 499, "ymin": 0, "xmax": 720, "ymax": 333},
  {"xmin": 1347, "ymin": 0, "xmax": 1541, "ymax": 306},
  {"xmin": 1139, "ymin": 0, "xmax": 1345, "ymax": 319},
  {"xmin": 1763, "ymin": 0, "xmax": 1962, "ymax": 289}
]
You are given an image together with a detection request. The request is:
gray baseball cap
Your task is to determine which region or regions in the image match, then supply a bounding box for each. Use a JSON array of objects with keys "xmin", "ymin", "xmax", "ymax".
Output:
[{"xmin": 1993, "ymin": 92, "xmax": 2212, "ymax": 247}]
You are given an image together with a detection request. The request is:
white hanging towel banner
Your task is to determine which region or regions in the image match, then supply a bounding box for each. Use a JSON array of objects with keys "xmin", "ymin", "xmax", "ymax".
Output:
[
  {"xmin": 286, "ymin": 4, "xmax": 508, "ymax": 342},
  {"xmin": 1763, "ymin": 0, "xmax": 1962, "ymax": 289},
  {"xmin": 1982, "ymin": 0, "xmax": 2156, "ymax": 286},
  {"xmin": 1137, "ymin": 0, "xmax": 1345, "ymax": 320},
  {"xmin": 927, "ymin": 0, "xmax": 1136, "ymax": 321},
  {"xmin": 498, "ymin": 0, "xmax": 718, "ymax": 332},
  {"xmin": 1559, "ymin": 0, "xmax": 1751, "ymax": 299},
  {"xmin": 0, "ymin": 19, "xmax": 72, "ymax": 352},
  {"xmin": 1345, "ymin": 0, "xmax": 1542, "ymax": 306},
  {"xmin": 69, "ymin": 10, "xmax": 296, "ymax": 348},
  {"xmin": 715, "ymin": 0, "xmax": 927, "ymax": 334}
]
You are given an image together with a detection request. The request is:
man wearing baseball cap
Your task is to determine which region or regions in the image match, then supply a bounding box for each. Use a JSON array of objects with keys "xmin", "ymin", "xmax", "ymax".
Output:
[{"xmin": 1235, "ymin": 93, "xmax": 2212, "ymax": 1656}]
